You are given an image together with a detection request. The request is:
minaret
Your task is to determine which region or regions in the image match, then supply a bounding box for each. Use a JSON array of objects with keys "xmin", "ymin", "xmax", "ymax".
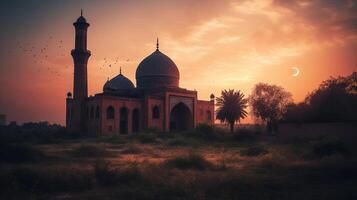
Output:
[
  {"xmin": 72, "ymin": 9, "xmax": 91, "ymax": 100},
  {"xmin": 70, "ymin": 10, "xmax": 91, "ymax": 132}
]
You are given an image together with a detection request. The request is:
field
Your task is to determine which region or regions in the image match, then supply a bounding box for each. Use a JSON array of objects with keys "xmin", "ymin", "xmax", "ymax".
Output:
[{"xmin": 1, "ymin": 125, "xmax": 357, "ymax": 200}]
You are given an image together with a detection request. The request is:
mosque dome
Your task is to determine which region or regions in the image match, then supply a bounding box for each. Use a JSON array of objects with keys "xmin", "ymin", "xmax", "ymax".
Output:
[
  {"xmin": 103, "ymin": 72, "xmax": 135, "ymax": 93},
  {"xmin": 135, "ymin": 40, "xmax": 180, "ymax": 88}
]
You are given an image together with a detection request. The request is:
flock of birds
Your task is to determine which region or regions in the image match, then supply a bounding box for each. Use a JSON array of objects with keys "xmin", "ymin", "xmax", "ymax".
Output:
[
  {"xmin": 11, "ymin": 36, "xmax": 65, "ymax": 76},
  {"xmin": 8, "ymin": 36, "xmax": 132, "ymax": 78}
]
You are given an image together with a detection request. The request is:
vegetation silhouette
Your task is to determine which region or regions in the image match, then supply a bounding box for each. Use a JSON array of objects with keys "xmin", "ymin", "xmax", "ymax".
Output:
[
  {"xmin": 216, "ymin": 89, "xmax": 248, "ymax": 133},
  {"xmin": 283, "ymin": 72, "xmax": 357, "ymax": 123},
  {"xmin": 249, "ymin": 83, "xmax": 292, "ymax": 133}
]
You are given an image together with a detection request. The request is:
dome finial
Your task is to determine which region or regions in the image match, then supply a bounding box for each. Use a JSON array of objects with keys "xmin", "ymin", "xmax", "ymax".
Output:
[
  {"xmin": 156, "ymin": 37, "xmax": 159, "ymax": 51},
  {"xmin": 81, "ymin": 9, "xmax": 83, "ymax": 16},
  {"xmin": 120, "ymin": 66, "xmax": 122, "ymax": 75}
]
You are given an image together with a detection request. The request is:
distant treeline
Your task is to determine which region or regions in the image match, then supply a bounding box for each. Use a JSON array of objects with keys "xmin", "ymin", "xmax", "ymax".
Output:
[
  {"xmin": 282, "ymin": 72, "xmax": 357, "ymax": 123},
  {"xmin": 0, "ymin": 121, "xmax": 68, "ymax": 143}
]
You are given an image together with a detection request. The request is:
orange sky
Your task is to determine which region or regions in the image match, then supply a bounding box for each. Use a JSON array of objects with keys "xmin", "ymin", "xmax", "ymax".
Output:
[{"xmin": 0, "ymin": 0, "xmax": 356, "ymax": 125}]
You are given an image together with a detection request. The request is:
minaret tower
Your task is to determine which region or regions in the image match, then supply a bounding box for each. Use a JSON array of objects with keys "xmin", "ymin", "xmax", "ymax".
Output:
[{"xmin": 71, "ymin": 10, "xmax": 91, "ymax": 131}]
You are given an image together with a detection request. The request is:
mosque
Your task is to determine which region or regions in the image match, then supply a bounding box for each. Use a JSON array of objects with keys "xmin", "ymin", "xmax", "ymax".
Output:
[{"xmin": 66, "ymin": 12, "xmax": 214, "ymax": 135}]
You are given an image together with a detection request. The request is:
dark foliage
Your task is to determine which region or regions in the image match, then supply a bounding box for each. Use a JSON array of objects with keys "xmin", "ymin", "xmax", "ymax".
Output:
[
  {"xmin": 0, "ymin": 121, "xmax": 93, "ymax": 144},
  {"xmin": 249, "ymin": 83, "xmax": 292, "ymax": 132},
  {"xmin": 240, "ymin": 146, "xmax": 268, "ymax": 157},
  {"xmin": 0, "ymin": 143, "xmax": 45, "ymax": 163},
  {"xmin": 232, "ymin": 128, "xmax": 259, "ymax": 142},
  {"xmin": 70, "ymin": 144, "xmax": 110, "ymax": 157},
  {"xmin": 129, "ymin": 132, "xmax": 158, "ymax": 143},
  {"xmin": 165, "ymin": 153, "xmax": 213, "ymax": 170},
  {"xmin": 0, "ymin": 167, "xmax": 92, "ymax": 195},
  {"xmin": 94, "ymin": 160, "xmax": 142, "ymax": 186},
  {"xmin": 216, "ymin": 89, "xmax": 248, "ymax": 133},
  {"xmin": 283, "ymin": 72, "xmax": 357, "ymax": 123},
  {"xmin": 183, "ymin": 124, "xmax": 221, "ymax": 141},
  {"xmin": 312, "ymin": 138, "xmax": 350, "ymax": 158}
]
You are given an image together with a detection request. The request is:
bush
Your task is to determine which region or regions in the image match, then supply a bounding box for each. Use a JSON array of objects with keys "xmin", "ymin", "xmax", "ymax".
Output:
[
  {"xmin": 233, "ymin": 128, "xmax": 258, "ymax": 142},
  {"xmin": 183, "ymin": 124, "xmax": 221, "ymax": 141},
  {"xmin": 129, "ymin": 133, "xmax": 157, "ymax": 144},
  {"xmin": 165, "ymin": 153, "xmax": 213, "ymax": 170},
  {"xmin": 240, "ymin": 146, "xmax": 268, "ymax": 157},
  {"xmin": 94, "ymin": 160, "xmax": 142, "ymax": 186},
  {"xmin": 313, "ymin": 138, "xmax": 350, "ymax": 158},
  {"xmin": 101, "ymin": 136, "xmax": 127, "ymax": 144},
  {"xmin": 167, "ymin": 137, "xmax": 189, "ymax": 146},
  {"xmin": 0, "ymin": 144, "xmax": 45, "ymax": 163},
  {"xmin": 70, "ymin": 144, "xmax": 110, "ymax": 157}
]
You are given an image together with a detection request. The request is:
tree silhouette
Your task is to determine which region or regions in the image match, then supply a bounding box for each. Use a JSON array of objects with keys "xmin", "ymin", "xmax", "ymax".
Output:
[
  {"xmin": 249, "ymin": 83, "xmax": 292, "ymax": 133},
  {"xmin": 216, "ymin": 89, "xmax": 248, "ymax": 133},
  {"xmin": 283, "ymin": 72, "xmax": 357, "ymax": 123}
]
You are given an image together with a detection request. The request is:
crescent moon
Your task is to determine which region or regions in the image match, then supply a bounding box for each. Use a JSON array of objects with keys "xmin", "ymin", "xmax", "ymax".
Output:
[{"xmin": 292, "ymin": 67, "xmax": 300, "ymax": 77}]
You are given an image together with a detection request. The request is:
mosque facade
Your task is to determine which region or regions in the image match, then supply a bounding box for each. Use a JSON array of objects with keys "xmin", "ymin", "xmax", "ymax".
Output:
[{"xmin": 66, "ymin": 13, "xmax": 214, "ymax": 135}]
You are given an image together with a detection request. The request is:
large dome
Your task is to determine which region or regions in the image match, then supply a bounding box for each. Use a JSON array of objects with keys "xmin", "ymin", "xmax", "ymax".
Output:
[
  {"xmin": 103, "ymin": 73, "xmax": 135, "ymax": 94},
  {"xmin": 136, "ymin": 49, "xmax": 180, "ymax": 88}
]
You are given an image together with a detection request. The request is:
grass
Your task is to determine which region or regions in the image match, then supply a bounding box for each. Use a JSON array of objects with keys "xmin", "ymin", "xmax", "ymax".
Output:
[
  {"xmin": 1, "ymin": 127, "xmax": 357, "ymax": 199},
  {"xmin": 240, "ymin": 145, "xmax": 268, "ymax": 157},
  {"xmin": 165, "ymin": 153, "xmax": 214, "ymax": 170},
  {"xmin": 70, "ymin": 144, "xmax": 111, "ymax": 157}
]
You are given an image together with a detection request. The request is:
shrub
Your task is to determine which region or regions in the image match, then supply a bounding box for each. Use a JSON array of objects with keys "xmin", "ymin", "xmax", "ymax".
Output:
[
  {"xmin": 0, "ymin": 143, "xmax": 45, "ymax": 163},
  {"xmin": 165, "ymin": 153, "xmax": 213, "ymax": 170},
  {"xmin": 183, "ymin": 124, "xmax": 221, "ymax": 141},
  {"xmin": 94, "ymin": 160, "xmax": 117, "ymax": 186},
  {"xmin": 240, "ymin": 146, "xmax": 268, "ymax": 157},
  {"xmin": 101, "ymin": 136, "xmax": 127, "ymax": 144},
  {"xmin": 94, "ymin": 160, "xmax": 143, "ymax": 186},
  {"xmin": 313, "ymin": 138, "xmax": 350, "ymax": 158},
  {"xmin": 233, "ymin": 128, "xmax": 258, "ymax": 142},
  {"xmin": 130, "ymin": 133, "xmax": 157, "ymax": 144},
  {"xmin": 167, "ymin": 137, "xmax": 188, "ymax": 146},
  {"xmin": 70, "ymin": 144, "xmax": 110, "ymax": 157}
]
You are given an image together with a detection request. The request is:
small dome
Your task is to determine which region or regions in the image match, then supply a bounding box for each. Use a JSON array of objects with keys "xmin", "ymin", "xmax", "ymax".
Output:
[
  {"xmin": 136, "ymin": 50, "xmax": 180, "ymax": 88},
  {"xmin": 103, "ymin": 74, "xmax": 135, "ymax": 93}
]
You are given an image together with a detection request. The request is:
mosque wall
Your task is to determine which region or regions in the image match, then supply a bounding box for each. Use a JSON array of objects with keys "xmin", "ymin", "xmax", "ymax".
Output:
[
  {"xmin": 99, "ymin": 96, "xmax": 143, "ymax": 135},
  {"xmin": 196, "ymin": 100, "xmax": 215, "ymax": 125},
  {"xmin": 146, "ymin": 97, "xmax": 164, "ymax": 130}
]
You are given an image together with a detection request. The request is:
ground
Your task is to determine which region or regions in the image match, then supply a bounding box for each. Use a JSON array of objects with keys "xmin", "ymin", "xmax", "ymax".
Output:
[{"xmin": 1, "ymin": 125, "xmax": 357, "ymax": 200}]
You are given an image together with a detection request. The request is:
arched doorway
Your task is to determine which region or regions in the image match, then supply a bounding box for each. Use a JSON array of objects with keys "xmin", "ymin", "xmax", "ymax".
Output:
[
  {"xmin": 120, "ymin": 107, "xmax": 128, "ymax": 134},
  {"xmin": 170, "ymin": 102, "xmax": 193, "ymax": 131},
  {"xmin": 132, "ymin": 108, "xmax": 140, "ymax": 133}
]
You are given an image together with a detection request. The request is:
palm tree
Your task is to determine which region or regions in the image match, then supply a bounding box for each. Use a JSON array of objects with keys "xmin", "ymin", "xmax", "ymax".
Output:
[{"xmin": 216, "ymin": 89, "xmax": 248, "ymax": 133}]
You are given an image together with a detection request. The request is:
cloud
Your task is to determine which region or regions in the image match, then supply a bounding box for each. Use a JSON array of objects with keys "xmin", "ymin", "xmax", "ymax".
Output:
[{"xmin": 272, "ymin": 0, "xmax": 357, "ymax": 40}]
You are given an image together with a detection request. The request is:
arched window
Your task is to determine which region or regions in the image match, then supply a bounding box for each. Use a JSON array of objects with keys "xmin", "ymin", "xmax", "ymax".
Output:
[
  {"xmin": 95, "ymin": 106, "xmax": 100, "ymax": 119},
  {"xmin": 90, "ymin": 106, "xmax": 94, "ymax": 119},
  {"xmin": 207, "ymin": 110, "xmax": 212, "ymax": 121},
  {"xmin": 106, "ymin": 106, "xmax": 115, "ymax": 119},
  {"xmin": 152, "ymin": 106, "xmax": 160, "ymax": 119},
  {"xmin": 120, "ymin": 107, "xmax": 128, "ymax": 134}
]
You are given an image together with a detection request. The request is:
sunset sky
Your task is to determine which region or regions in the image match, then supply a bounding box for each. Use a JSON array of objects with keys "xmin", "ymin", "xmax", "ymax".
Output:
[{"xmin": 0, "ymin": 0, "xmax": 356, "ymax": 125}]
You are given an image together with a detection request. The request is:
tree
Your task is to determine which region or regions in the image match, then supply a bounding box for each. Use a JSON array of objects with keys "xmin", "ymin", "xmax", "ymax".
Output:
[
  {"xmin": 249, "ymin": 83, "xmax": 292, "ymax": 133},
  {"xmin": 216, "ymin": 89, "xmax": 248, "ymax": 133}
]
